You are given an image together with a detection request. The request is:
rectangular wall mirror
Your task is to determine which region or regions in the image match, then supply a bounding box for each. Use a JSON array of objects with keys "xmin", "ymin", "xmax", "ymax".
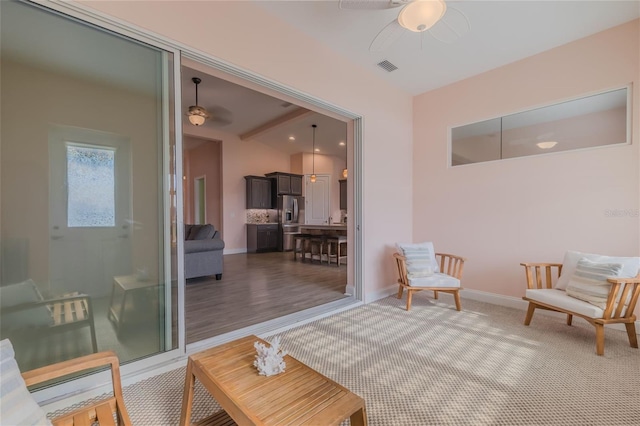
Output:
[{"xmin": 451, "ymin": 86, "xmax": 630, "ymax": 166}]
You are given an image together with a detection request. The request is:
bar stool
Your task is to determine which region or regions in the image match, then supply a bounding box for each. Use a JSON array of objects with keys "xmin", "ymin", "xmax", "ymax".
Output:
[
  {"xmin": 308, "ymin": 236, "xmax": 325, "ymax": 263},
  {"xmin": 293, "ymin": 234, "xmax": 313, "ymax": 261},
  {"xmin": 327, "ymin": 236, "xmax": 347, "ymax": 266}
]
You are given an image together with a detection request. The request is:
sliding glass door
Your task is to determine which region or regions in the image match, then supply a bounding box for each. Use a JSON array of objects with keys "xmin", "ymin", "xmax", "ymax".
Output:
[{"xmin": 0, "ymin": 0, "xmax": 179, "ymax": 372}]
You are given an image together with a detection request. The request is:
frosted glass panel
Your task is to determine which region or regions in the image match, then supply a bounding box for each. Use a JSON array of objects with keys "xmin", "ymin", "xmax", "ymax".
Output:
[{"xmin": 67, "ymin": 145, "xmax": 115, "ymax": 227}]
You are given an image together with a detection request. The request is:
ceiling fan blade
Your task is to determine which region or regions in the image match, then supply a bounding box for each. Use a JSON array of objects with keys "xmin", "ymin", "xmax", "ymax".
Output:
[
  {"xmin": 340, "ymin": 0, "xmax": 407, "ymax": 10},
  {"xmin": 207, "ymin": 105, "xmax": 233, "ymax": 126},
  {"xmin": 370, "ymin": 19, "xmax": 406, "ymax": 52},
  {"xmin": 429, "ymin": 6, "xmax": 470, "ymax": 44}
]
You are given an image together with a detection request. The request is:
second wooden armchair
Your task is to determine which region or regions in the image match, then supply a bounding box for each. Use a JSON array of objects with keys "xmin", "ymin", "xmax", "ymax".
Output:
[{"xmin": 394, "ymin": 243, "xmax": 466, "ymax": 311}]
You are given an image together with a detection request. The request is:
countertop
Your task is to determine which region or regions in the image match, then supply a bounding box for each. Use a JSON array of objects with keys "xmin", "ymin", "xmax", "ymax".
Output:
[
  {"xmin": 246, "ymin": 222, "xmax": 279, "ymax": 225},
  {"xmin": 300, "ymin": 224, "xmax": 347, "ymax": 230}
]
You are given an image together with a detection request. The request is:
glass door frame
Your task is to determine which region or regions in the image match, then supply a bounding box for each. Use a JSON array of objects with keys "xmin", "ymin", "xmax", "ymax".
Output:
[{"xmin": 22, "ymin": 0, "xmax": 186, "ymax": 403}]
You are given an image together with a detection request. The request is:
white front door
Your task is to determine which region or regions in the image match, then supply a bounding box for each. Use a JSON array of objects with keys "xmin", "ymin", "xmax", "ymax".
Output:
[
  {"xmin": 305, "ymin": 174, "xmax": 331, "ymax": 225},
  {"xmin": 49, "ymin": 126, "xmax": 132, "ymax": 297}
]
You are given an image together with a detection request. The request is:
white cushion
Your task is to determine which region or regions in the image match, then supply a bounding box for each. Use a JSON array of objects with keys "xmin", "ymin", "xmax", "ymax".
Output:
[
  {"xmin": 525, "ymin": 288, "xmax": 606, "ymax": 318},
  {"xmin": 396, "ymin": 242, "xmax": 440, "ymax": 278},
  {"xmin": 565, "ymin": 258, "xmax": 623, "ymax": 309},
  {"xmin": 0, "ymin": 280, "xmax": 53, "ymax": 330},
  {"xmin": 0, "ymin": 339, "xmax": 52, "ymax": 426},
  {"xmin": 555, "ymin": 251, "xmax": 639, "ymax": 290},
  {"xmin": 0, "ymin": 279, "xmax": 42, "ymax": 307},
  {"xmin": 408, "ymin": 273, "xmax": 460, "ymax": 288}
]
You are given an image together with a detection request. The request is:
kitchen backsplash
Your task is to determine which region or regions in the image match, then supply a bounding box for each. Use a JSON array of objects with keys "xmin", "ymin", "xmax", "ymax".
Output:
[{"xmin": 246, "ymin": 209, "xmax": 277, "ymax": 223}]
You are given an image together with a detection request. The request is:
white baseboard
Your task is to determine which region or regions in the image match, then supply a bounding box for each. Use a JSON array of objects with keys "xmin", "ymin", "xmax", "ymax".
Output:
[
  {"xmin": 366, "ymin": 285, "xmax": 640, "ymax": 334},
  {"xmin": 344, "ymin": 284, "xmax": 355, "ymax": 296},
  {"xmin": 224, "ymin": 248, "xmax": 247, "ymax": 255}
]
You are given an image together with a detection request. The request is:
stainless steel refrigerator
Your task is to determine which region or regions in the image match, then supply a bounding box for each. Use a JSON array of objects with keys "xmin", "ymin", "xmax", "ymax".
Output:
[{"xmin": 277, "ymin": 195, "xmax": 304, "ymax": 251}]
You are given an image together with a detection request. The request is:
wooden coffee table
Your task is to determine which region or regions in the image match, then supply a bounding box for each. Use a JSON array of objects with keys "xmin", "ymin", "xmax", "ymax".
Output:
[{"xmin": 179, "ymin": 335, "xmax": 367, "ymax": 426}]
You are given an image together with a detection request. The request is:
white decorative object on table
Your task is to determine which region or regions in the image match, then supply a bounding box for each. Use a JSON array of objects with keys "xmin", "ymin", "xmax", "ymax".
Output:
[{"xmin": 254, "ymin": 336, "xmax": 286, "ymax": 377}]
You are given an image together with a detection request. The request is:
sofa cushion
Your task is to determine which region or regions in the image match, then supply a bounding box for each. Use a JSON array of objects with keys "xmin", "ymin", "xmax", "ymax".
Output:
[
  {"xmin": 396, "ymin": 242, "xmax": 439, "ymax": 277},
  {"xmin": 525, "ymin": 288, "xmax": 605, "ymax": 318},
  {"xmin": 188, "ymin": 224, "xmax": 215, "ymax": 241},
  {"xmin": 184, "ymin": 238, "xmax": 225, "ymax": 254},
  {"xmin": 555, "ymin": 250, "xmax": 639, "ymax": 290},
  {"xmin": 565, "ymin": 258, "xmax": 624, "ymax": 309},
  {"xmin": 408, "ymin": 273, "xmax": 460, "ymax": 288},
  {"xmin": 0, "ymin": 339, "xmax": 52, "ymax": 426},
  {"xmin": 184, "ymin": 224, "xmax": 195, "ymax": 240}
]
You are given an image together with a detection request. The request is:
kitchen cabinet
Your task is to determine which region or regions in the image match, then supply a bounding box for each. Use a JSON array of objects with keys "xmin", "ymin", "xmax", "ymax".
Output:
[
  {"xmin": 244, "ymin": 176, "xmax": 272, "ymax": 209},
  {"xmin": 339, "ymin": 179, "xmax": 347, "ymax": 210},
  {"xmin": 246, "ymin": 224, "xmax": 279, "ymax": 253},
  {"xmin": 266, "ymin": 172, "xmax": 303, "ymax": 196}
]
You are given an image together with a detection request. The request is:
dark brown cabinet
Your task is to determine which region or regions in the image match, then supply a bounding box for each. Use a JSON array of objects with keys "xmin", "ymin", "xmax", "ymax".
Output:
[
  {"xmin": 244, "ymin": 176, "xmax": 272, "ymax": 209},
  {"xmin": 246, "ymin": 224, "xmax": 279, "ymax": 253},
  {"xmin": 339, "ymin": 179, "xmax": 347, "ymax": 210},
  {"xmin": 266, "ymin": 172, "xmax": 303, "ymax": 196}
]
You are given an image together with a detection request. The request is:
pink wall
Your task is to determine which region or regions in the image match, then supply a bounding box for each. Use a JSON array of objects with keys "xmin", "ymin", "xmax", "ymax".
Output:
[
  {"xmin": 184, "ymin": 125, "xmax": 291, "ymax": 252},
  {"xmin": 80, "ymin": 0, "xmax": 414, "ymax": 296},
  {"xmin": 183, "ymin": 138, "xmax": 222, "ymax": 232},
  {"xmin": 413, "ymin": 20, "xmax": 639, "ymax": 311}
]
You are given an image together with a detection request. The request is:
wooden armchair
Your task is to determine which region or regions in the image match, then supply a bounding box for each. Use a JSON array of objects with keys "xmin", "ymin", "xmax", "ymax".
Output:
[
  {"xmin": 394, "ymin": 252, "xmax": 466, "ymax": 311},
  {"xmin": 521, "ymin": 262, "xmax": 640, "ymax": 356},
  {"xmin": 22, "ymin": 350, "xmax": 132, "ymax": 426},
  {"xmin": 2, "ymin": 291, "xmax": 97, "ymax": 354}
]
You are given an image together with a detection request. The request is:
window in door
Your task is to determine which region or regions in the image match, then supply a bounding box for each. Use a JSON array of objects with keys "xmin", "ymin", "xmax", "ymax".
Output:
[{"xmin": 67, "ymin": 144, "xmax": 116, "ymax": 228}]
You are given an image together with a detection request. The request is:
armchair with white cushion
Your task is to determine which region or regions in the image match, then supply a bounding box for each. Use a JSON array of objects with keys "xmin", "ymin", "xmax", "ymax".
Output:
[
  {"xmin": 394, "ymin": 242, "xmax": 466, "ymax": 311},
  {"xmin": 521, "ymin": 250, "xmax": 640, "ymax": 356}
]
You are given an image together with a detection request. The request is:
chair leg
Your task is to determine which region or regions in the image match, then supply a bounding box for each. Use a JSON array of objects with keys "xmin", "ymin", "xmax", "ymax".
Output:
[
  {"xmin": 397, "ymin": 285, "xmax": 404, "ymax": 299},
  {"xmin": 625, "ymin": 322, "xmax": 638, "ymax": 348},
  {"xmin": 595, "ymin": 323, "xmax": 605, "ymax": 356},
  {"xmin": 433, "ymin": 290, "xmax": 439, "ymax": 300},
  {"xmin": 566, "ymin": 314, "xmax": 573, "ymax": 326},
  {"xmin": 524, "ymin": 302, "xmax": 536, "ymax": 326},
  {"xmin": 453, "ymin": 290, "xmax": 462, "ymax": 311},
  {"xmin": 406, "ymin": 290, "xmax": 413, "ymax": 311}
]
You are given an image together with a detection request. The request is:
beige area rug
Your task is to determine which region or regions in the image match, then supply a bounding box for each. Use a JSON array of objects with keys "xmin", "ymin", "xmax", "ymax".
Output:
[{"xmin": 49, "ymin": 294, "xmax": 640, "ymax": 425}]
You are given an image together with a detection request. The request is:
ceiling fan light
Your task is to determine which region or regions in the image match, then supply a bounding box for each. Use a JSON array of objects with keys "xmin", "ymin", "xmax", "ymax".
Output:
[
  {"xmin": 536, "ymin": 141, "xmax": 558, "ymax": 150},
  {"xmin": 188, "ymin": 114, "xmax": 206, "ymax": 126},
  {"xmin": 398, "ymin": 0, "xmax": 447, "ymax": 33}
]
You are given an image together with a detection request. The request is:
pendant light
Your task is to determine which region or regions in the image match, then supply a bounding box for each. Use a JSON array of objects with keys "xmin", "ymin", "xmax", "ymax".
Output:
[
  {"xmin": 187, "ymin": 77, "xmax": 210, "ymax": 126},
  {"xmin": 310, "ymin": 124, "xmax": 317, "ymax": 183}
]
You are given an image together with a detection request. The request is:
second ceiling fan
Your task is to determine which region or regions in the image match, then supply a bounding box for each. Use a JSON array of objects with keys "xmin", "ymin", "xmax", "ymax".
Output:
[{"xmin": 340, "ymin": 0, "xmax": 470, "ymax": 52}]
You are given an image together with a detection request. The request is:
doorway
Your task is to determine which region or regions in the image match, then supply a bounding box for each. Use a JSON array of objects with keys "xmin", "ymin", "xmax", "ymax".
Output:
[{"xmin": 194, "ymin": 177, "xmax": 206, "ymax": 225}]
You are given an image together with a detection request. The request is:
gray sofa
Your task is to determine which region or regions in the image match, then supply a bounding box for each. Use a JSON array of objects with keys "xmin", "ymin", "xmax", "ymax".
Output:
[{"xmin": 184, "ymin": 224, "xmax": 225, "ymax": 280}]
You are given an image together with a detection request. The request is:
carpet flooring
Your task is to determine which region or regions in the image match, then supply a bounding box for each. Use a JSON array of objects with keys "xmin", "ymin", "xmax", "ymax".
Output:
[{"xmin": 48, "ymin": 293, "xmax": 640, "ymax": 425}]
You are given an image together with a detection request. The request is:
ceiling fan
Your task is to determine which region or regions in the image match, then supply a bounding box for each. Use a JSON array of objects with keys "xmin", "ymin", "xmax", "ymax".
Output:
[
  {"xmin": 340, "ymin": 0, "xmax": 470, "ymax": 52},
  {"xmin": 187, "ymin": 77, "xmax": 233, "ymax": 127}
]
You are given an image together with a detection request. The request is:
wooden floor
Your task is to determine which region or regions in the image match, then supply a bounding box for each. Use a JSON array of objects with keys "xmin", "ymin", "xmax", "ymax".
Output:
[{"xmin": 185, "ymin": 252, "xmax": 348, "ymax": 343}]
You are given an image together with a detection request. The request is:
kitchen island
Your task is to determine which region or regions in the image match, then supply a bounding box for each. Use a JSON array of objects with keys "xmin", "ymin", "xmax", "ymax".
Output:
[
  {"xmin": 300, "ymin": 224, "xmax": 347, "ymax": 237},
  {"xmin": 297, "ymin": 224, "xmax": 348, "ymax": 265}
]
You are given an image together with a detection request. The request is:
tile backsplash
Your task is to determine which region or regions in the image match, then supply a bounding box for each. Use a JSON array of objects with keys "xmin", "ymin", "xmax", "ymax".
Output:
[{"xmin": 246, "ymin": 209, "xmax": 276, "ymax": 223}]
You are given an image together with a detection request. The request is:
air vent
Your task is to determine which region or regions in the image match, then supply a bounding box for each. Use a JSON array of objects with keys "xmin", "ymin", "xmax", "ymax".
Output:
[{"xmin": 377, "ymin": 60, "xmax": 398, "ymax": 72}]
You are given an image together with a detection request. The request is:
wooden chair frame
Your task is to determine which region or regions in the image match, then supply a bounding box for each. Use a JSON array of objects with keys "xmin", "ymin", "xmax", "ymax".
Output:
[
  {"xmin": 22, "ymin": 351, "xmax": 132, "ymax": 426},
  {"xmin": 521, "ymin": 262, "xmax": 640, "ymax": 355},
  {"xmin": 394, "ymin": 252, "xmax": 466, "ymax": 311}
]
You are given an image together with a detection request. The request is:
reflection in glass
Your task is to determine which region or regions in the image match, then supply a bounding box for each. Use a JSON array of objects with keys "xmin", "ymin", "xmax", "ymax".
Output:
[
  {"xmin": 451, "ymin": 88, "xmax": 629, "ymax": 166},
  {"xmin": 0, "ymin": 0, "xmax": 177, "ymax": 374}
]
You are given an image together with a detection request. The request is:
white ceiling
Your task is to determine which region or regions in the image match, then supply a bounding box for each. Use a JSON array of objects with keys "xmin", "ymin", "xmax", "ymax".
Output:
[{"xmin": 255, "ymin": 0, "xmax": 640, "ymax": 95}]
